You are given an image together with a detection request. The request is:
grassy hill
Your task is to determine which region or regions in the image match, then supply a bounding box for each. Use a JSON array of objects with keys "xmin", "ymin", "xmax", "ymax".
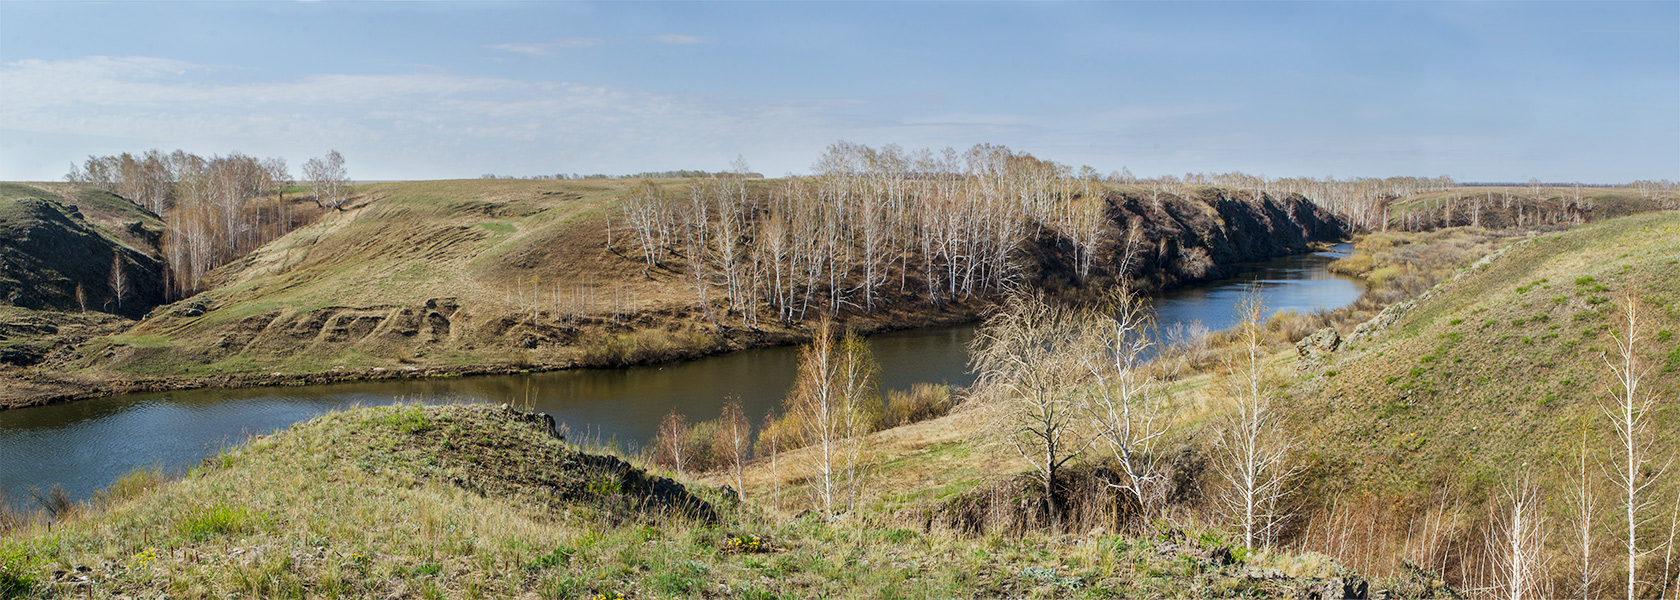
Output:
[
  {"xmin": 54, "ymin": 178, "xmax": 842, "ymax": 391},
  {"xmin": 1288, "ymin": 211, "xmax": 1680, "ymax": 585},
  {"xmin": 0, "ymin": 184, "xmax": 169, "ymax": 403},
  {"xmin": 0, "ymin": 184, "xmax": 165, "ymax": 318},
  {"xmin": 2, "ymin": 403, "xmax": 1395, "ymax": 600},
  {"xmin": 704, "ymin": 212, "xmax": 1680, "ymax": 592}
]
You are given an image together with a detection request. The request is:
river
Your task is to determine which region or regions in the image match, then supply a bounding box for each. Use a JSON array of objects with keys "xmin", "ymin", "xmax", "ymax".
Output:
[{"xmin": 0, "ymin": 245, "xmax": 1359, "ymax": 506}]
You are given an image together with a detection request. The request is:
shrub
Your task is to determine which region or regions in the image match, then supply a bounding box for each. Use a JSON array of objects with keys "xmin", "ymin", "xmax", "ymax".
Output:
[
  {"xmin": 1367, "ymin": 266, "xmax": 1404, "ymax": 289},
  {"xmin": 652, "ymin": 413, "xmax": 726, "ymax": 473},
  {"xmin": 885, "ymin": 383, "xmax": 954, "ymax": 428},
  {"xmin": 0, "ymin": 541, "xmax": 42, "ymax": 598}
]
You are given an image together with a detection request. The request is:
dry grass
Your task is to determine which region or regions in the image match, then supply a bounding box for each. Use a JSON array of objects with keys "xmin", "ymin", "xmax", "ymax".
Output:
[
  {"xmin": 2, "ymin": 403, "xmax": 1375, "ymax": 599},
  {"xmin": 1287, "ymin": 211, "xmax": 1680, "ymax": 591}
]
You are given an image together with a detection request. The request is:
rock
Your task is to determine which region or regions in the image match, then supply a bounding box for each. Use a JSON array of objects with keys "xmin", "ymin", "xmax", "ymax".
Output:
[
  {"xmin": 1295, "ymin": 327, "xmax": 1341, "ymax": 371},
  {"xmin": 1208, "ymin": 545, "xmax": 1236, "ymax": 566},
  {"xmin": 176, "ymin": 302, "xmax": 207, "ymax": 317},
  {"xmin": 1298, "ymin": 576, "xmax": 1369, "ymax": 600},
  {"xmin": 1341, "ymin": 577, "xmax": 1369, "ymax": 599},
  {"xmin": 1345, "ymin": 299, "xmax": 1413, "ymax": 348}
]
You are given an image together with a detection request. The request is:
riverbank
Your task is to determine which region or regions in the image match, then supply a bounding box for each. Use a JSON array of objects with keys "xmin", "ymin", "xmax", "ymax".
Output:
[
  {"xmin": 2, "ymin": 249, "xmax": 1364, "ymax": 510},
  {"xmin": 0, "ymin": 300, "xmax": 990, "ymax": 411},
  {"xmin": 1, "ymin": 178, "xmax": 1352, "ymax": 412}
]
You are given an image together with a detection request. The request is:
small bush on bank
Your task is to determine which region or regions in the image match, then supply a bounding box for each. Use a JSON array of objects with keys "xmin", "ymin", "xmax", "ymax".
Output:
[{"xmin": 885, "ymin": 383, "xmax": 953, "ymax": 428}]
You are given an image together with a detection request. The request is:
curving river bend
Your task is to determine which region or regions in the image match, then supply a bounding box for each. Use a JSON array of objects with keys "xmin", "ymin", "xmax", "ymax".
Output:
[{"xmin": 1, "ymin": 246, "xmax": 1359, "ymax": 506}]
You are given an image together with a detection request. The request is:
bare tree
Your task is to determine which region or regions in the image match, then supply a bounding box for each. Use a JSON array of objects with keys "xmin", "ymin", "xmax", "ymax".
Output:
[
  {"xmin": 1214, "ymin": 293, "xmax": 1301, "ymax": 548},
  {"xmin": 719, "ymin": 399, "xmax": 751, "ymax": 499},
  {"xmin": 756, "ymin": 410, "xmax": 786, "ymax": 509},
  {"xmin": 1566, "ymin": 427, "xmax": 1605, "ymax": 600},
  {"xmin": 303, "ymin": 150, "xmax": 349, "ymax": 210},
  {"xmin": 619, "ymin": 179, "xmax": 671, "ymax": 273},
  {"xmin": 108, "ymin": 254, "xmax": 127, "ymax": 311},
  {"xmin": 782, "ymin": 319, "xmax": 864, "ymax": 515},
  {"xmin": 1079, "ymin": 286, "xmax": 1173, "ymax": 516},
  {"xmin": 657, "ymin": 408, "xmax": 688, "ymax": 478},
  {"xmin": 1601, "ymin": 295, "xmax": 1666, "ymax": 600},
  {"xmin": 971, "ymin": 292, "xmax": 1091, "ymax": 528},
  {"xmin": 836, "ymin": 329, "xmax": 880, "ymax": 512},
  {"xmin": 1485, "ymin": 475, "xmax": 1550, "ymax": 600}
]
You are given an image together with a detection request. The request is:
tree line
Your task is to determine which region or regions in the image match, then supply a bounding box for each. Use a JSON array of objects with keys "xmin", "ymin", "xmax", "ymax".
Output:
[
  {"xmin": 65, "ymin": 149, "xmax": 349, "ymax": 299},
  {"xmin": 604, "ymin": 142, "xmax": 1513, "ymax": 332},
  {"xmin": 611, "ymin": 143, "xmax": 1130, "ymax": 329}
]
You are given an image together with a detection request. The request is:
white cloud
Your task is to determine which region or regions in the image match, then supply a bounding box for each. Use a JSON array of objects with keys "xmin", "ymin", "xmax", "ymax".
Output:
[
  {"xmin": 486, "ymin": 37, "xmax": 604, "ymax": 56},
  {"xmin": 1, "ymin": 55, "xmax": 1288, "ymax": 181},
  {"xmin": 0, "ymin": 55, "xmax": 871, "ymax": 178},
  {"xmin": 654, "ymin": 34, "xmax": 703, "ymax": 45}
]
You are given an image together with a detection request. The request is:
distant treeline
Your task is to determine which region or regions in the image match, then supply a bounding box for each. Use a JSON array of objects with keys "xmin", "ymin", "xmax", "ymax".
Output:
[
  {"xmin": 480, "ymin": 169, "xmax": 765, "ymax": 181},
  {"xmin": 1461, "ymin": 180, "xmax": 1678, "ymax": 189}
]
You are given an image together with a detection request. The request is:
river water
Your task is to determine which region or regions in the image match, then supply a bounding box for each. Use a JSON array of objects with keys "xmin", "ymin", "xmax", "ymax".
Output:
[{"xmin": 1, "ymin": 246, "xmax": 1359, "ymax": 506}]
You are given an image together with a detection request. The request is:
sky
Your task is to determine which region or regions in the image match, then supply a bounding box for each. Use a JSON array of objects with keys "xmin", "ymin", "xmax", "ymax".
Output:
[{"xmin": 1, "ymin": 1, "xmax": 1676, "ymax": 183}]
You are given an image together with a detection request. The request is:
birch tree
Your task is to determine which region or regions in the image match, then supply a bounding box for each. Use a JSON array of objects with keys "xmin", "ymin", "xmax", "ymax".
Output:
[
  {"xmin": 1214, "ymin": 293, "xmax": 1301, "ymax": 548},
  {"xmin": 1566, "ymin": 427, "xmax": 1604, "ymax": 600},
  {"xmin": 1602, "ymin": 295, "xmax": 1666, "ymax": 600},
  {"xmin": 837, "ymin": 329, "xmax": 880, "ymax": 512},
  {"xmin": 1079, "ymin": 287, "xmax": 1173, "ymax": 515},
  {"xmin": 1485, "ymin": 476, "xmax": 1549, "ymax": 600},
  {"xmin": 718, "ymin": 399, "xmax": 751, "ymax": 499},
  {"xmin": 108, "ymin": 254, "xmax": 127, "ymax": 312},
  {"xmin": 303, "ymin": 150, "xmax": 348, "ymax": 210},
  {"xmin": 782, "ymin": 319, "xmax": 877, "ymax": 516},
  {"xmin": 657, "ymin": 408, "xmax": 688, "ymax": 478}
]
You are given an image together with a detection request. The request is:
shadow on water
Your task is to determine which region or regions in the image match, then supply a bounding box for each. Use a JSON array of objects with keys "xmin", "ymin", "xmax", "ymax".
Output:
[{"xmin": 0, "ymin": 246, "xmax": 1360, "ymax": 506}]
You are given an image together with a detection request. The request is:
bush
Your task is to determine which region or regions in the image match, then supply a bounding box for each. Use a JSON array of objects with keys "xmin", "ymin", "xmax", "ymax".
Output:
[
  {"xmin": 0, "ymin": 541, "xmax": 42, "ymax": 598},
  {"xmin": 885, "ymin": 383, "xmax": 954, "ymax": 428}
]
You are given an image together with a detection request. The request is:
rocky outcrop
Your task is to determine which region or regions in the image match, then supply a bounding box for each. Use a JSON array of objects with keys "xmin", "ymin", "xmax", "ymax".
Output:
[
  {"xmin": 1030, "ymin": 189, "xmax": 1348, "ymax": 294},
  {"xmin": 1295, "ymin": 327, "xmax": 1341, "ymax": 372}
]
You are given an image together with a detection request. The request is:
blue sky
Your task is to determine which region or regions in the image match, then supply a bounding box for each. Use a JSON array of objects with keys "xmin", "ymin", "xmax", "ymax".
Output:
[{"xmin": 2, "ymin": 1, "xmax": 1675, "ymax": 183}]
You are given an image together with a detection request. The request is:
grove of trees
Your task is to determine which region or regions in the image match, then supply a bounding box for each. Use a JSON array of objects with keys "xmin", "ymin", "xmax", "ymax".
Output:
[{"xmin": 66, "ymin": 149, "xmax": 346, "ymax": 299}]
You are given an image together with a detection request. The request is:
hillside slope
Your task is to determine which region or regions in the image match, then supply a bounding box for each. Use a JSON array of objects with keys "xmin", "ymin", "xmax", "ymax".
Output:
[
  {"xmin": 23, "ymin": 178, "xmax": 1342, "ymax": 403},
  {"xmin": 2, "ymin": 403, "xmax": 1412, "ymax": 599},
  {"xmin": 1288, "ymin": 211, "xmax": 1680, "ymax": 583},
  {"xmin": 0, "ymin": 184, "xmax": 165, "ymax": 319}
]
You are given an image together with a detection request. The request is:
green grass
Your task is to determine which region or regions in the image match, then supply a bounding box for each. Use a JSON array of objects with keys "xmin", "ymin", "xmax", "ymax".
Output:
[
  {"xmin": 2, "ymin": 403, "xmax": 1363, "ymax": 599},
  {"xmin": 176, "ymin": 505, "xmax": 266, "ymax": 542},
  {"xmin": 1290, "ymin": 211, "xmax": 1680, "ymax": 578}
]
